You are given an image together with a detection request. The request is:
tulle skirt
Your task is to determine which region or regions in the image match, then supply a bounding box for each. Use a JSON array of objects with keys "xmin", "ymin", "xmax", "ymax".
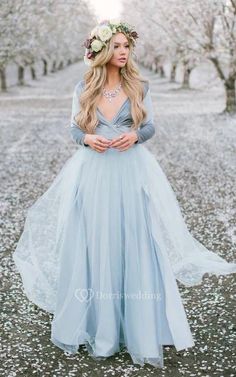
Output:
[{"xmin": 13, "ymin": 142, "xmax": 236, "ymax": 368}]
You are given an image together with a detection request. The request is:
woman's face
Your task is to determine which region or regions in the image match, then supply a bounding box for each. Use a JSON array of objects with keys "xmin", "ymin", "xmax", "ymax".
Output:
[{"xmin": 108, "ymin": 32, "xmax": 130, "ymax": 68}]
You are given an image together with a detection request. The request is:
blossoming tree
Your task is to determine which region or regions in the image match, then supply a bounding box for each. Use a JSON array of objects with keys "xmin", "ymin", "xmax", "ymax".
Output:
[
  {"xmin": 0, "ymin": 0, "xmax": 95, "ymax": 91},
  {"xmin": 122, "ymin": 0, "xmax": 236, "ymax": 112}
]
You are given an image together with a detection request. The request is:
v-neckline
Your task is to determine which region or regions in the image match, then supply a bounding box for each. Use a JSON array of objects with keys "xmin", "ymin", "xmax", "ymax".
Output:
[{"xmin": 97, "ymin": 97, "xmax": 129, "ymax": 124}]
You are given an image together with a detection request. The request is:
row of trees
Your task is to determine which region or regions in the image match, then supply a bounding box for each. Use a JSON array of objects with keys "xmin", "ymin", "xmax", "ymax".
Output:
[
  {"xmin": 1, "ymin": 0, "xmax": 235, "ymax": 112},
  {"xmin": 0, "ymin": 0, "xmax": 95, "ymax": 91},
  {"xmin": 123, "ymin": 0, "xmax": 236, "ymax": 112}
]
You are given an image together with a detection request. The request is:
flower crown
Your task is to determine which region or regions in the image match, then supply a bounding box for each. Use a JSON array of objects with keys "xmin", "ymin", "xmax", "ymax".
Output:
[{"xmin": 82, "ymin": 19, "xmax": 139, "ymax": 66}]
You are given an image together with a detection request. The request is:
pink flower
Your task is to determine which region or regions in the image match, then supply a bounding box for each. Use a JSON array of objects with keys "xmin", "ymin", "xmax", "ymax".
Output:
[
  {"xmin": 83, "ymin": 39, "xmax": 91, "ymax": 48},
  {"xmin": 99, "ymin": 19, "xmax": 109, "ymax": 25},
  {"xmin": 131, "ymin": 31, "xmax": 139, "ymax": 39}
]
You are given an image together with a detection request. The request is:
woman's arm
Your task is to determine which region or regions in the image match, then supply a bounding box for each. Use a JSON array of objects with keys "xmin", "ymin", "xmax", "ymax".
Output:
[
  {"xmin": 70, "ymin": 80, "xmax": 155, "ymax": 146},
  {"xmin": 70, "ymin": 81, "xmax": 89, "ymax": 147},
  {"xmin": 134, "ymin": 86, "xmax": 156, "ymax": 144}
]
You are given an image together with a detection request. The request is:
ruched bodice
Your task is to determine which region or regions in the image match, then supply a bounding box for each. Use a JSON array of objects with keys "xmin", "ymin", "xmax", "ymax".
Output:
[
  {"xmin": 95, "ymin": 98, "xmax": 135, "ymax": 139},
  {"xmin": 70, "ymin": 80, "xmax": 156, "ymax": 146}
]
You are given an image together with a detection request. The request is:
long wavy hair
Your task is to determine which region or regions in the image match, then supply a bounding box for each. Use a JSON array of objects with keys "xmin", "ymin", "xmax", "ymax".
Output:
[{"xmin": 75, "ymin": 32, "xmax": 149, "ymax": 134}]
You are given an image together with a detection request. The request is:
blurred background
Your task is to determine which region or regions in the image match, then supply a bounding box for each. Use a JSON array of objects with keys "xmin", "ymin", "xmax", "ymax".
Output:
[
  {"xmin": 0, "ymin": 0, "xmax": 235, "ymax": 113},
  {"xmin": 0, "ymin": 1, "xmax": 236, "ymax": 376}
]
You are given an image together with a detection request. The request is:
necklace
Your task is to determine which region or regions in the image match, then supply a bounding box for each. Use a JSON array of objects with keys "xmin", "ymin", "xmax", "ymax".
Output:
[{"xmin": 102, "ymin": 82, "xmax": 122, "ymax": 103}]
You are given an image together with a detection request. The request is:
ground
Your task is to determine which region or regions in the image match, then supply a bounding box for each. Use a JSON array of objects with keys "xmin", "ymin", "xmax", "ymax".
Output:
[{"xmin": 0, "ymin": 61, "xmax": 235, "ymax": 376}]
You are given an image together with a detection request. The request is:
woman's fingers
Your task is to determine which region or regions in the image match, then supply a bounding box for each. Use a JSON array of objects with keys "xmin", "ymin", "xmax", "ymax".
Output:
[
  {"xmin": 109, "ymin": 135, "xmax": 127, "ymax": 147},
  {"xmin": 90, "ymin": 134, "xmax": 134, "ymax": 152},
  {"xmin": 93, "ymin": 136, "xmax": 111, "ymax": 152}
]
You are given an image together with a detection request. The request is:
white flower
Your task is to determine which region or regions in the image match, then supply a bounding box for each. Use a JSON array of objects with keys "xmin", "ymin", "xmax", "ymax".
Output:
[
  {"xmin": 97, "ymin": 25, "xmax": 113, "ymax": 42},
  {"xmin": 91, "ymin": 39, "xmax": 103, "ymax": 52},
  {"xmin": 90, "ymin": 26, "xmax": 99, "ymax": 38},
  {"xmin": 84, "ymin": 55, "xmax": 92, "ymax": 66},
  {"xmin": 110, "ymin": 18, "xmax": 121, "ymax": 26}
]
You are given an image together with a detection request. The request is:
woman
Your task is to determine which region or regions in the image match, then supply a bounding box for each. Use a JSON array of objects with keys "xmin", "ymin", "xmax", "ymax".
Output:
[{"xmin": 13, "ymin": 19, "xmax": 236, "ymax": 368}]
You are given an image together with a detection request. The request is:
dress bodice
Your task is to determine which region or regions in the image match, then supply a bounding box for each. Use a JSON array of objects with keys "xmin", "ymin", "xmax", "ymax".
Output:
[
  {"xmin": 95, "ymin": 97, "xmax": 134, "ymax": 140},
  {"xmin": 70, "ymin": 79, "xmax": 155, "ymax": 146}
]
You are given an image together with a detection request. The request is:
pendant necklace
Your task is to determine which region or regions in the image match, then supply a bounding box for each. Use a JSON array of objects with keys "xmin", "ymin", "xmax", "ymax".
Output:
[{"xmin": 102, "ymin": 82, "xmax": 122, "ymax": 103}]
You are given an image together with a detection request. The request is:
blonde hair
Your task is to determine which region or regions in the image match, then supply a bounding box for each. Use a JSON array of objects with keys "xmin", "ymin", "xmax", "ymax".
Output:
[{"xmin": 75, "ymin": 32, "xmax": 149, "ymax": 134}]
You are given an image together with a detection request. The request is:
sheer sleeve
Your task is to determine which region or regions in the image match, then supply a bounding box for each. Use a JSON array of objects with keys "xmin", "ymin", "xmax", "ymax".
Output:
[
  {"xmin": 70, "ymin": 81, "xmax": 89, "ymax": 147},
  {"xmin": 134, "ymin": 84, "xmax": 156, "ymax": 144}
]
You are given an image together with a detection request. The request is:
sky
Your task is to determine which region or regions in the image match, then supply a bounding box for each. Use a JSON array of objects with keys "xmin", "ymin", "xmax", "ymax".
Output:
[{"xmin": 88, "ymin": 0, "xmax": 123, "ymax": 21}]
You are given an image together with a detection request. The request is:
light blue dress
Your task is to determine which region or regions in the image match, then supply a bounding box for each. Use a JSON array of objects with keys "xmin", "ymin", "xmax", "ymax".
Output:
[{"xmin": 12, "ymin": 79, "xmax": 236, "ymax": 368}]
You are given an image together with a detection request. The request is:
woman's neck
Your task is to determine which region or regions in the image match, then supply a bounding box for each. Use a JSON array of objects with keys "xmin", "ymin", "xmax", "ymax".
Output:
[{"xmin": 105, "ymin": 65, "xmax": 121, "ymax": 88}]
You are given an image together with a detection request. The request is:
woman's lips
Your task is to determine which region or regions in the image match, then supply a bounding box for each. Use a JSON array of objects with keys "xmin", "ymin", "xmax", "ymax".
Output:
[{"xmin": 118, "ymin": 58, "xmax": 126, "ymax": 62}]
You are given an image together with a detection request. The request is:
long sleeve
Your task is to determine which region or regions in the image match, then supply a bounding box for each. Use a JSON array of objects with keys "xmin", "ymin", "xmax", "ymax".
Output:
[
  {"xmin": 70, "ymin": 81, "xmax": 89, "ymax": 147},
  {"xmin": 134, "ymin": 86, "xmax": 156, "ymax": 144}
]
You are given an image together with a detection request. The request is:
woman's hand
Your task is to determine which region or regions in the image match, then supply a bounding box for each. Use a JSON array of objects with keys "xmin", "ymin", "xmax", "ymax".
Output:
[
  {"xmin": 109, "ymin": 131, "xmax": 138, "ymax": 151},
  {"xmin": 84, "ymin": 134, "xmax": 111, "ymax": 153}
]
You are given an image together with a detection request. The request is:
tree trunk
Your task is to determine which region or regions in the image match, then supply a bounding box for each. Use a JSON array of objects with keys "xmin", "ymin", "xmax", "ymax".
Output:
[
  {"xmin": 30, "ymin": 65, "xmax": 36, "ymax": 80},
  {"xmin": 209, "ymin": 57, "xmax": 236, "ymax": 113},
  {"xmin": 225, "ymin": 77, "xmax": 236, "ymax": 113},
  {"xmin": 18, "ymin": 65, "xmax": 25, "ymax": 85},
  {"xmin": 58, "ymin": 61, "xmax": 64, "ymax": 70},
  {"xmin": 159, "ymin": 66, "xmax": 165, "ymax": 77},
  {"xmin": 0, "ymin": 67, "xmax": 7, "ymax": 91},
  {"xmin": 51, "ymin": 61, "xmax": 57, "ymax": 73},
  {"xmin": 170, "ymin": 64, "xmax": 176, "ymax": 82},
  {"xmin": 182, "ymin": 68, "xmax": 191, "ymax": 88},
  {"xmin": 154, "ymin": 58, "xmax": 159, "ymax": 73},
  {"xmin": 42, "ymin": 59, "xmax": 48, "ymax": 75}
]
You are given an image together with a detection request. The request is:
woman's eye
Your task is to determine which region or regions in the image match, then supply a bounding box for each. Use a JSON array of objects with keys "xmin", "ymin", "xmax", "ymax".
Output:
[{"xmin": 114, "ymin": 45, "xmax": 130, "ymax": 48}]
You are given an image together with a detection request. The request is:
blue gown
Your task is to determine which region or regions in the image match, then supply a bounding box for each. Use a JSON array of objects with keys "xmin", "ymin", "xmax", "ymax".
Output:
[{"xmin": 12, "ymin": 79, "xmax": 236, "ymax": 368}]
